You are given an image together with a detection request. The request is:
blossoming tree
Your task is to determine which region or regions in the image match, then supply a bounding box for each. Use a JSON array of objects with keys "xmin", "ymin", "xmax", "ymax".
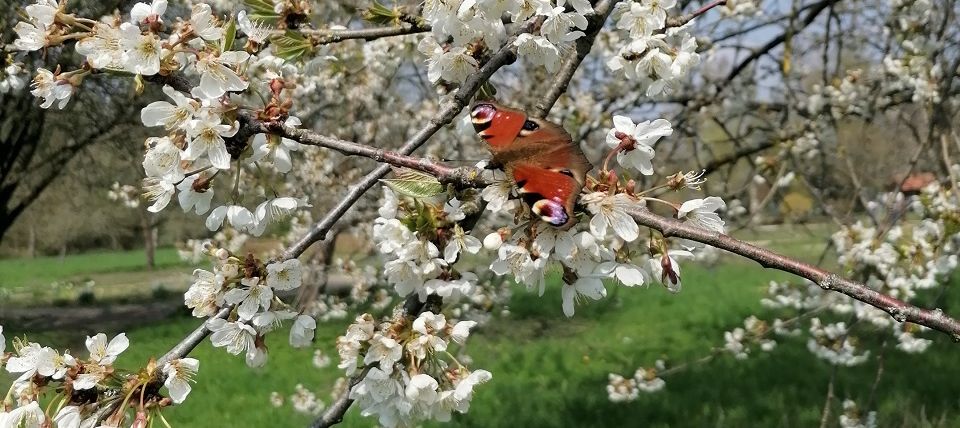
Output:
[{"xmin": 1, "ymin": 0, "xmax": 958, "ymax": 427}]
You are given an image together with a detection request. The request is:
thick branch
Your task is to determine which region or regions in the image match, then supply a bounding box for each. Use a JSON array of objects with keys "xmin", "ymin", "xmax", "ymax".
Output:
[
  {"xmin": 156, "ymin": 307, "xmax": 230, "ymax": 366},
  {"xmin": 628, "ymin": 207, "xmax": 960, "ymax": 340},
  {"xmin": 530, "ymin": 0, "xmax": 618, "ymax": 118}
]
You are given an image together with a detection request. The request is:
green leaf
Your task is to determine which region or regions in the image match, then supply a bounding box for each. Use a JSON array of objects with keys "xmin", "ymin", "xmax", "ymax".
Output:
[
  {"xmin": 221, "ymin": 16, "xmax": 237, "ymax": 52},
  {"xmin": 269, "ymin": 30, "xmax": 313, "ymax": 61},
  {"xmin": 363, "ymin": 0, "xmax": 400, "ymax": 25},
  {"xmin": 380, "ymin": 169, "xmax": 444, "ymax": 199},
  {"xmin": 478, "ymin": 81, "xmax": 498, "ymax": 99},
  {"xmin": 243, "ymin": 0, "xmax": 278, "ymax": 14},
  {"xmin": 243, "ymin": 0, "xmax": 281, "ymax": 23}
]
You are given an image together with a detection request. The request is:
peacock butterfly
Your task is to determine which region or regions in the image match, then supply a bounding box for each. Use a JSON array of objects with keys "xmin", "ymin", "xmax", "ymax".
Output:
[{"xmin": 470, "ymin": 102, "xmax": 592, "ymax": 228}]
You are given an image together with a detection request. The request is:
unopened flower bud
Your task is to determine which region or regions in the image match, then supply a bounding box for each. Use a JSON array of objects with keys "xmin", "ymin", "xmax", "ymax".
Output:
[
  {"xmin": 483, "ymin": 232, "xmax": 503, "ymax": 250},
  {"xmin": 270, "ymin": 78, "xmax": 285, "ymax": 95}
]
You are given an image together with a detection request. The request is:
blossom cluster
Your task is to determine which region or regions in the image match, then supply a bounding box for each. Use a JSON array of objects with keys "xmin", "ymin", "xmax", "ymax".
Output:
[
  {"xmin": 0, "ymin": 328, "xmax": 198, "ymax": 427},
  {"xmin": 11, "ymin": 0, "xmax": 314, "ymax": 237},
  {"xmin": 335, "ymin": 311, "xmax": 489, "ymax": 428},
  {"xmin": 183, "ymin": 244, "xmax": 315, "ymax": 367},
  {"xmin": 756, "ymin": 182, "xmax": 957, "ymax": 365},
  {"xmin": 605, "ymin": 360, "xmax": 666, "ymax": 402},
  {"xmin": 605, "ymin": 0, "xmax": 701, "ymax": 96},
  {"xmin": 419, "ymin": 0, "xmax": 595, "ymax": 84}
]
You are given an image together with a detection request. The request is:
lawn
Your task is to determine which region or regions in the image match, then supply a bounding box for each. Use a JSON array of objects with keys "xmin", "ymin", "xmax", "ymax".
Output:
[
  {"xmin": 0, "ymin": 248, "xmax": 188, "ymax": 288},
  {"xmin": 4, "ymin": 260, "xmax": 959, "ymax": 427},
  {"xmin": 0, "ymin": 248, "xmax": 193, "ymax": 305},
  {"xmin": 2, "ymin": 229, "xmax": 959, "ymax": 427}
]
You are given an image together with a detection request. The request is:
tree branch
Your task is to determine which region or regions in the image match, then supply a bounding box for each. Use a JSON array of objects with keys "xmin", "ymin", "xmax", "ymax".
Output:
[
  {"xmin": 530, "ymin": 0, "xmax": 618, "ymax": 118},
  {"xmin": 156, "ymin": 307, "xmax": 230, "ymax": 366},
  {"xmin": 627, "ymin": 207, "xmax": 960, "ymax": 340},
  {"xmin": 258, "ymin": 131, "xmax": 960, "ymax": 340},
  {"xmin": 294, "ymin": 23, "xmax": 430, "ymax": 43}
]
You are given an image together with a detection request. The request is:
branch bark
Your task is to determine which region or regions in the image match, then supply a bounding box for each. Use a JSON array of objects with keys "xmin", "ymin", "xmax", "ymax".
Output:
[
  {"xmin": 627, "ymin": 206, "xmax": 960, "ymax": 340},
  {"xmin": 530, "ymin": 0, "xmax": 618, "ymax": 118},
  {"xmin": 263, "ymin": 128, "xmax": 960, "ymax": 340}
]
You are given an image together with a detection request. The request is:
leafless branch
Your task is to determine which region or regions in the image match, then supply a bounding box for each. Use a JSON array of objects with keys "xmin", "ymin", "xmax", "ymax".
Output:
[
  {"xmin": 156, "ymin": 307, "xmax": 230, "ymax": 366},
  {"xmin": 627, "ymin": 207, "xmax": 960, "ymax": 340},
  {"xmin": 530, "ymin": 0, "xmax": 618, "ymax": 118},
  {"xmin": 289, "ymin": 23, "xmax": 430, "ymax": 44}
]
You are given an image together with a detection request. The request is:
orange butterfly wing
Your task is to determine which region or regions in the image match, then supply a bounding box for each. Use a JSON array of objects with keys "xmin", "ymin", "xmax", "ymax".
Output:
[
  {"xmin": 510, "ymin": 163, "xmax": 583, "ymax": 227},
  {"xmin": 470, "ymin": 102, "xmax": 592, "ymax": 227}
]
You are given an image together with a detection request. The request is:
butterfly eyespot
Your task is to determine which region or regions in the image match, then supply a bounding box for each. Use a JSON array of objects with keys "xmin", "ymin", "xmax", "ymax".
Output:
[
  {"xmin": 522, "ymin": 120, "xmax": 539, "ymax": 131},
  {"xmin": 532, "ymin": 199, "xmax": 569, "ymax": 227}
]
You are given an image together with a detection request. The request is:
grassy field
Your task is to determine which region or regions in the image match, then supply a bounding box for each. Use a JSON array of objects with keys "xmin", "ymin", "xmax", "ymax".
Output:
[
  {"xmin": 2, "ymin": 229, "xmax": 959, "ymax": 427},
  {"xmin": 0, "ymin": 248, "xmax": 193, "ymax": 305},
  {"xmin": 0, "ymin": 248, "xmax": 189, "ymax": 287}
]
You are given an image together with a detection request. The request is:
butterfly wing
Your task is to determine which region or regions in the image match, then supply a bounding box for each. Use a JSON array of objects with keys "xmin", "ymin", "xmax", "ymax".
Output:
[
  {"xmin": 471, "ymin": 102, "xmax": 593, "ymax": 228},
  {"xmin": 510, "ymin": 162, "xmax": 583, "ymax": 227}
]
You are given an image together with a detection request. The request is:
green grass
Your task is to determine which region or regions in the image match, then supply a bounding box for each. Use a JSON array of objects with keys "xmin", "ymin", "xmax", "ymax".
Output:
[
  {"xmin": 0, "ymin": 247, "xmax": 188, "ymax": 288},
  {"xmin": 2, "ymin": 228, "xmax": 957, "ymax": 427},
  {"xmin": 4, "ymin": 261, "xmax": 959, "ymax": 427}
]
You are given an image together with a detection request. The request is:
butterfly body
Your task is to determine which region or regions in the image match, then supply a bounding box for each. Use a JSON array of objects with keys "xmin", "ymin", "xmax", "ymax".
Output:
[{"xmin": 470, "ymin": 102, "xmax": 592, "ymax": 228}]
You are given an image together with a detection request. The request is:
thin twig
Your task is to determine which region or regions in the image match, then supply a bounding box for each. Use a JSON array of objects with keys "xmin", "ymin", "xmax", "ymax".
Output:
[
  {"xmin": 293, "ymin": 23, "xmax": 430, "ymax": 43},
  {"xmin": 818, "ymin": 365, "xmax": 837, "ymax": 428}
]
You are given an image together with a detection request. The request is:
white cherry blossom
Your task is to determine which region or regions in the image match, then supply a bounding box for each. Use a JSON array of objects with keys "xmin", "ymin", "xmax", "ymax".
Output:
[
  {"xmin": 223, "ymin": 277, "xmax": 273, "ymax": 320},
  {"xmin": 25, "ymin": 0, "xmax": 58, "ymax": 29},
  {"xmin": 183, "ymin": 113, "xmax": 239, "ymax": 170},
  {"xmin": 208, "ymin": 318, "xmax": 258, "ymax": 355},
  {"xmin": 266, "ymin": 259, "xmax": 303, "ymax": 290},
  {"xmin": 514, "ymin": 34, "xmax": 562, "ymax": 72},
  {"xmin": 194, "ymin": 51, "xmax": 250, "ymax": 99},
  {"xmin": 130, "ymin": 0, "xmax": 167, "ymax": 24},
  {"xmin": 206, "ymin": 204, "xmax": 256, "ymax": 232},
  {"xmin": 53, "ymin": 405, "xmax": 81, "ymax": 428},
  {"xmin": 190, "ymin": 4, "xmax": 223, "ymax": 41},
  {"xmin": 444, "ymin": 224, "xmax": 482, "ymax": 263},
  {"xmin": 13, "ymin": 22, "xmax": 47, "ymax": 52},
  {"xmin": 605, "ymin": 116, "xmax": 673, "ymax": 175},
  {"xmin": 677, "ymin": 197, "xmax": 726, "ymax": 233},
  {"xmin": 162, "ymin": 357, "xmax": 199, "ymax": 403},
  {"xmin": 583, "ymin": 192, "xmax": 640, "ymax": 242},
  {"xmin": 30, "ymin": 68, "xmax": 72, "ymax": 109},
  {"xmin": 141, "ymin": 85, "xmax": 199, "ymax": 130},
  {"xmin": 250, "ymin": 118, "xmax": 303, "ymax": 172},
  {"xmin": 86, "ymin": 333, "xmax": 129, "ymax": 365},
  {"xmin": 176, "ymin": 175, "xmax": 214, "ymax": 215},
  {"xmin": 290, "ymin": 315, "xmax": 317, "ymax": 348},
  {"xmin": 119, "ymin": 23, "xmax": 161, "ymax": 76},
  {"xmin": 76, "ymin": 24, "xmax": 126, "ymax": 69},
  {"xmin": 143, "ymin": 176, "xmax": 177, "ymax": 213}
]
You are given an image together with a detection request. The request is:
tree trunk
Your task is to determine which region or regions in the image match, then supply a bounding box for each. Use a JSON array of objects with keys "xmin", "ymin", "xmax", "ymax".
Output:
[
  {"xmin": 141, "ymin": 210, "xmax": 156, "ymax": 270},
  {"xmin": 27, "ymin": 224, "xmax": 36, "ymax": 259}
]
